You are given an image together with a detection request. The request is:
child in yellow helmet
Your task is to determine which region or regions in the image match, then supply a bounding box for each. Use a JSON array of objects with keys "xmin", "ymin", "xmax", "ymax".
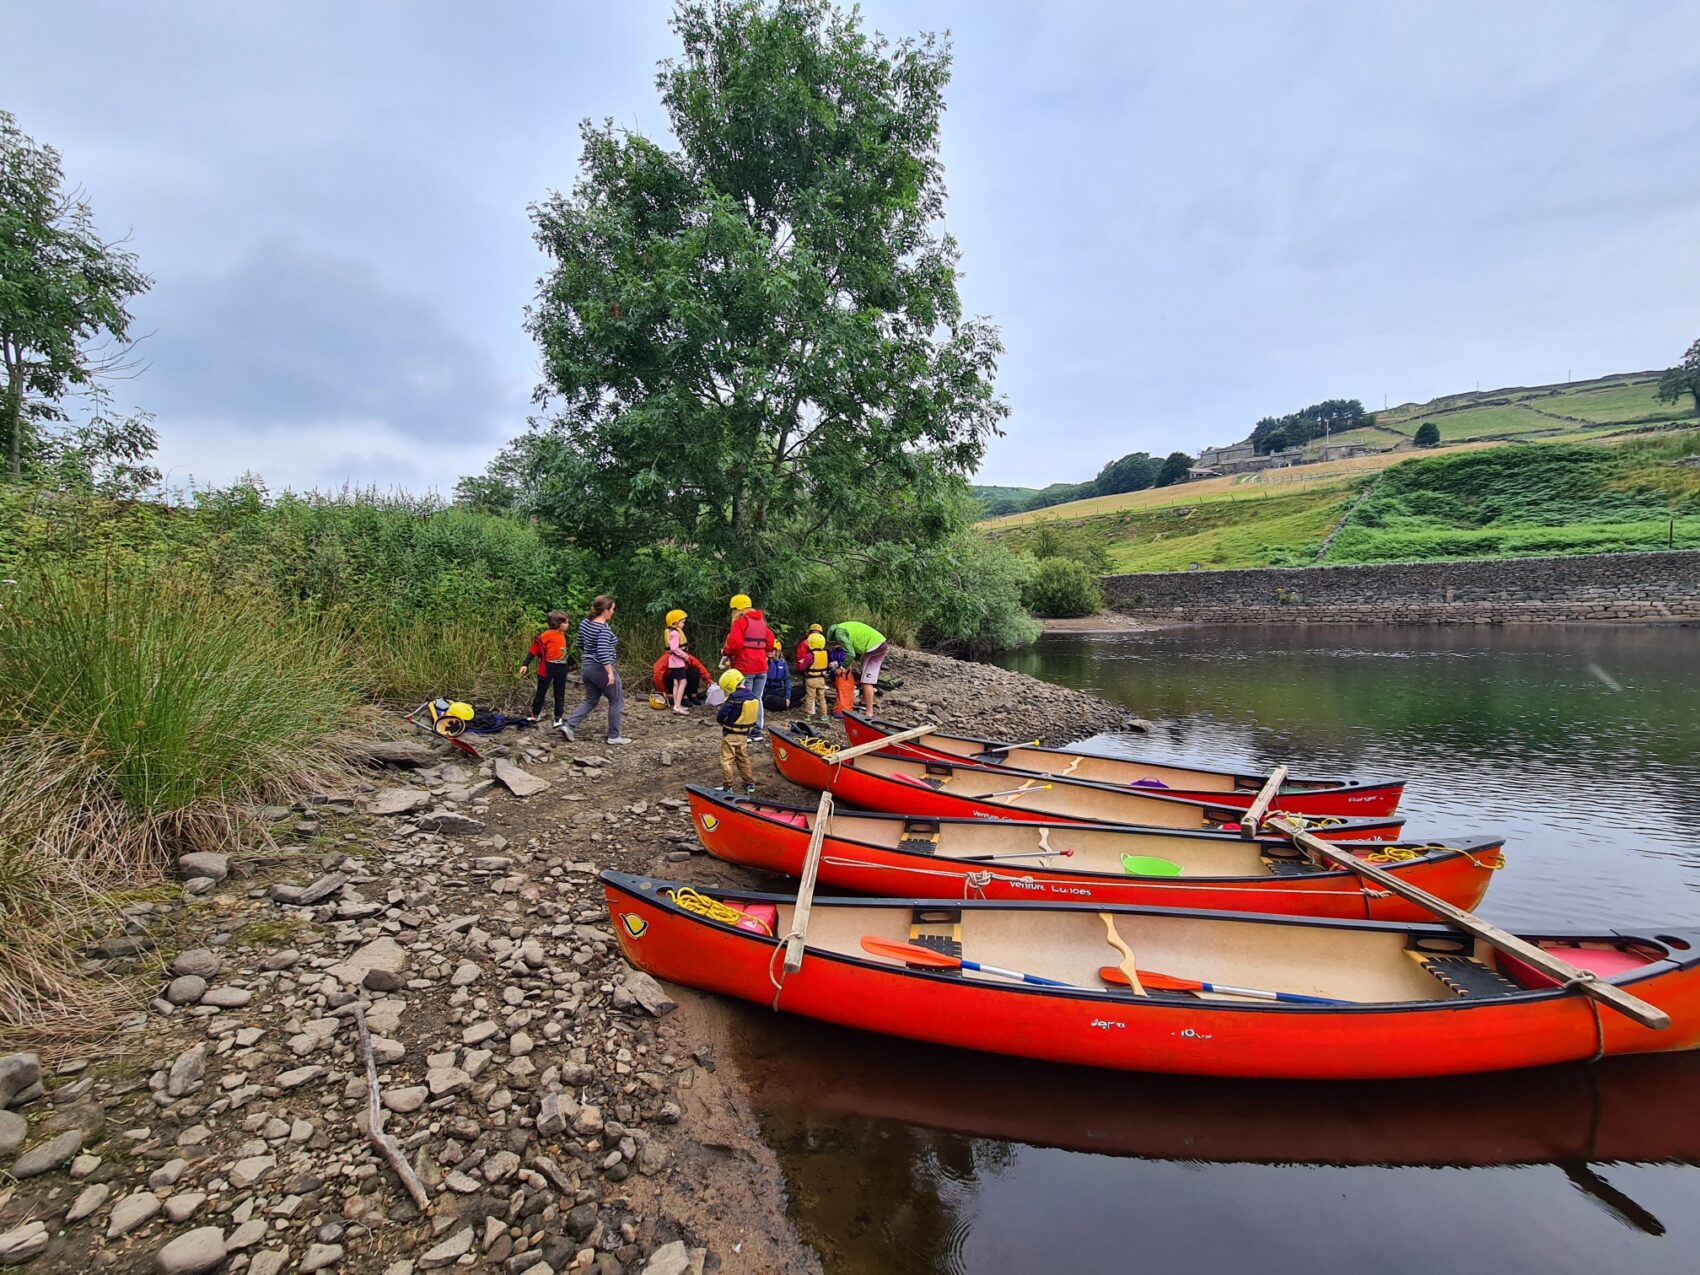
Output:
[
  {"xmin": 800, "ymin": 632, "xmax": 831, "ymax": 723},
  {"xmin": 663, "ymin": 608, "xmax": 691, "ymax": 715},
  {"xmin": 714, "ymin": 669, "xmax": 760, "ymax": 793}
]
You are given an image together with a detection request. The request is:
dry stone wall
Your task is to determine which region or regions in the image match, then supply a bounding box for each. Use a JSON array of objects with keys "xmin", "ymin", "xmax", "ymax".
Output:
[{"xmin": 1102, "ymin": 550, "xmax": 1700, "ymax": 625}]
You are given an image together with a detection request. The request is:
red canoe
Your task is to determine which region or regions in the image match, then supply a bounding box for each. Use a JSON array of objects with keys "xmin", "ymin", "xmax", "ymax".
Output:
[
  {"xmin": 685, "ymin": 785, "xmax": 1501, "ymax": 921},
  {"xmin": 842, "ymin": 712, "xmax": 1405, "ymax": 817},
  {"xmin": 768, "ymin": 725, "xmax": 1406, "ymax": 841},
  {"xmin": 604, "ymin": 871, "xmax": 1700, "ymax": 1080}
]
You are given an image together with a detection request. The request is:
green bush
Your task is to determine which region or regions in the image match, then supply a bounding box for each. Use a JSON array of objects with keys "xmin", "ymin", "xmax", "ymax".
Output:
[
  {"xmin": 1022, "ymin": 555, "xmax": 1104, "ymax": 617},
  {"xmin": 915, "ymin": 535, "xmax": 1041, "ymax": 654}
]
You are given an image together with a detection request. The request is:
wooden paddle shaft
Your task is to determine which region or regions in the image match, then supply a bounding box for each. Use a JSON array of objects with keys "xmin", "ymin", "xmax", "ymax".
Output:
[
  {"xmin": 828, "ymin": 724, "xmax": 937, "ymax": 765},
  {"xmin": 1240, "ymin": 765, "xmax": 1290, "ymax": 837},
  {"xmin": 1268, "ymin": 816, "xmax": 1671, "ymax": 1031},
  {"xmin": 783, "ymin": 791, "xmax": 835, "ymax": 974}
]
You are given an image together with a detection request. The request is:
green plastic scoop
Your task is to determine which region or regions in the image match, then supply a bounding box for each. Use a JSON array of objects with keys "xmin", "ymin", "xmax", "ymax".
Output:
[{"xmin": 1121, "ymin": 854, "xmax": 1182, "ymax": 877}]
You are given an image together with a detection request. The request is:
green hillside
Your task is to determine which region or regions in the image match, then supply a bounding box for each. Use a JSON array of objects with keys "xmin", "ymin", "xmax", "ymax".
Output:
[{"xmin": 984, "ymin": 431, "xmax": 1700, "ymax": 573}]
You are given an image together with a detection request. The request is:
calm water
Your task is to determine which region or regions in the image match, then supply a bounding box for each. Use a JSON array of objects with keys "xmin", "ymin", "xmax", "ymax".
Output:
[{"xmin": 730, "ymin": 625, "xmax": 1700, "ymax": 1274}]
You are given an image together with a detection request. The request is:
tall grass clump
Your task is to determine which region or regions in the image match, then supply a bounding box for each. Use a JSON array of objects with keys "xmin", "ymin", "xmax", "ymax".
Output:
[{"xmin": 0, "ymin": 566, "xmax": 359, "ymax": 1037}]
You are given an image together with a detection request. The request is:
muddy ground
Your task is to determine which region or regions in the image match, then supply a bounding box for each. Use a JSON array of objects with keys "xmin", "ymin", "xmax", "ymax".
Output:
[{"xmin": 0, "ymin": 647, "xmax": 1133, "ymax": 1274}]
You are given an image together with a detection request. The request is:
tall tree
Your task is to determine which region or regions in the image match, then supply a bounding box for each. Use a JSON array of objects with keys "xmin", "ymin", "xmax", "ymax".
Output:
[
  {"xmin": 501, "ymin": 0, "xmax": 1006, "ymax": 596},
  {"xmin": 1154, "ymin": 451, "xmax": 1193, "ymax": 487},
  {"xmin": 1656, "ymin": 338, "xmax": 1700, "ymax": 414},
  {"xmin": 1095, "ymin": 450, "xmax": 1157, "ymax": 495},
  {"xmin": 0, "ymin": 112, "xmax": 152, "ymax": 479}
]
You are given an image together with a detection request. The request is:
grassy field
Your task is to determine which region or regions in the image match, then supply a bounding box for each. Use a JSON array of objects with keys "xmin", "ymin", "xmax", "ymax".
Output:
[{"xmin": 982, "ymin": 429, "xmax": 1700, "ymax": 572}]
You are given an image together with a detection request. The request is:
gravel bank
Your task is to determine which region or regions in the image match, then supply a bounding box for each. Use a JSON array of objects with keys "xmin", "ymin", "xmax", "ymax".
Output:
[{"xmin": 0, "ymin": 647, "xmax": 1130, "ymax": 1274}]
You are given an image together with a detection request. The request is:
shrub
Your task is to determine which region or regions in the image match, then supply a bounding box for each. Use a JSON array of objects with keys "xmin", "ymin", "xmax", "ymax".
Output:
[
  {"xmin": 1414, "ymin": 422, "xmax": 1441, "ymax": 447},
  {"xmin": 1022, "ymin": 556, "xmax": 1104, "ymax": 617},
  {"xmin": 915, "ymin": 535, "xmax": 1040, "ymax": 654}
]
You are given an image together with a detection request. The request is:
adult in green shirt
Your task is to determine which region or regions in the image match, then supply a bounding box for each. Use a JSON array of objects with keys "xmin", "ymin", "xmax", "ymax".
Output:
[{"xmin": 826, "ymin": 621, "xmax": 889, "ymax": 713}]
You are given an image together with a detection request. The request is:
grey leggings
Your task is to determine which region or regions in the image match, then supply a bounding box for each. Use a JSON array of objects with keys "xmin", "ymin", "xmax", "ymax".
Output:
[{"xmin": 566, "ymin": 666, "xmax": 623, "ymax": 738}]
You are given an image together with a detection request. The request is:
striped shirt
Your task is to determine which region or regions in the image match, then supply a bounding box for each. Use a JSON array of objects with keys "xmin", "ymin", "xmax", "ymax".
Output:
[{"xmin": 578, "ymin": 618, "xmax": 619, "ymax": 670}]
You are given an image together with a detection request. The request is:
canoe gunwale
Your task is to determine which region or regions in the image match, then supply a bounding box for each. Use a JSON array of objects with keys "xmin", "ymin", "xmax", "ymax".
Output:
[
  {"xmin": 844, "ymin": 711, "xmax": 1406, "ymax": 795},
  {"xmin": 685, "ymin": 783, "xmax": 1503, "ymax": 889},
  {"xmin": 602, "ymin": 870, "xmax": 1700, "ymax": 1017}
]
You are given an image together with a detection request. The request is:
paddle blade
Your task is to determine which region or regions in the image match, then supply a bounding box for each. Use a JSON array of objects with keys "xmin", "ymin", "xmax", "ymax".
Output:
[
  {"xmin": 1098, "ymin": 966, "xmax": 1201, "ymax": 993},
  {"xmin": 860, "ymin": 935, "xmax": 961, "ymax": 969},
  {"xmin": 1120, "ymin": 854, "xmax": 1182, "ymax": 877}
]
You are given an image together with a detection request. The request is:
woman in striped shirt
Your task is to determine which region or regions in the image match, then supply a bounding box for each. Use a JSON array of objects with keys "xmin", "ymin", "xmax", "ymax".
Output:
[{"xmin": 562, "ymin": 594, "xmax": 632, "ymax": 744}]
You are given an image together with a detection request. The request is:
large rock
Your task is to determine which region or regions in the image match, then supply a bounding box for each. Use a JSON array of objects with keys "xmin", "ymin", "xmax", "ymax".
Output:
[
  {"xmin": 327, "ymin": 937, "xmax": 408, "ymax": 989},
  {"xmin": 416, "ymin": 811, "xmax": 485, "ymax": 836},
  {"xmin": 420, "ymin": 1227, "xmax": 474, "ymax": 1269},
  {"xmin": 171, "ymin": 949, "xmax": 222, "ymax": 979},
  {"xmin": 0, "ymin": 1221, "xmax": 49, "ymax": 1265},
  {"xmin": 107, "ymin": 1191, "xmax": 162, "ymax": 1238},
  {"xmin": 13, "ymin": 1130, "xmax": 82, "ymax": 1178},
  {"xmin": 0, "ymin": 1054, "xmax": 41, "ymax": 1109},
  {"xmin": 622, "ymin": 969, "xmax": 678, "ymax": 1017},
  {"xmin": 166, "ymin": 1044, "xmax": 208, "ymax": 1098},
  {"xmin": 176, "ymin": 852, "xmax": 228, "ymax": 882},
  {"xmin": 0, "ymin": 1110, "xmax": 26, "ymax": 1156},
  {"xmin": 165, "ymin": 975, "xmax": 208, "ymax": 1006},
  {"xmin": 228, "ymin": 1154, "xmax": 276, "ymax": 1189},
  {"xmin": 66, "ymin": 1183, "xmax": 111, "ymax": 1222},
  {"xmin": 269, "ymin": 873, "xmax": 348, "ymax": 906},
  {"xmin": 155, "ymin": 1227, "xmax": 227, "ymax": 1274},
  {"xmin": 492, "ymin": 759, "xmax": 549, "ymax": 798},
  {"xmin": 643, "ymin": 1241, "xmax": 693, "ymax": 1275},
  {"xmin": 365, "ymin": 787, "xmax": 431, "ymax": 817}
]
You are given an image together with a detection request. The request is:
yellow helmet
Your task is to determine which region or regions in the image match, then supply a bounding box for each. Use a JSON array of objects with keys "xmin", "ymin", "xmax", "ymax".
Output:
[
  {"xmin": 808, "ymin": 623, "xmax": 823, "ymax": 633},
  {"xmin": 718, "ymin": 669, "xmax": 744, "ymax": 693},
  {"xmin": 665, "ymin": 608, "xmax": 687, "ymax": 626},
  {"xmin": 729, "ymin": 593, "xmax": 752, "ymax": 610},
  {"xmin": 807, "ymin": 632, "xmax": 825, "ymax": 649}
]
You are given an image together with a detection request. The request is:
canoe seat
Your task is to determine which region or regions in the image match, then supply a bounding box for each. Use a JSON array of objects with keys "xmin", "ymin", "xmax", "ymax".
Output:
[
  {"xmin": 1261, "ymin": 846, "xmax": 1323, "ymax": 877},
  {"xmin": 899, "ymin": 819, "xmax": 943, "ymax": 857},
  {"xmin": 1409, "ymin": 952, "xmax": 1523, "ymax": 999},
  {"xmin": 909, "ymin": 907, "xmax": 962, "ymax": 977}
]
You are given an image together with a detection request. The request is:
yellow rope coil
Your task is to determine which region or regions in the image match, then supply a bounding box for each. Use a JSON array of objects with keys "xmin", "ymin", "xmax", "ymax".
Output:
[{"xmin": 669, "ymin": 886, "xmax": 775, "ymax": 936}]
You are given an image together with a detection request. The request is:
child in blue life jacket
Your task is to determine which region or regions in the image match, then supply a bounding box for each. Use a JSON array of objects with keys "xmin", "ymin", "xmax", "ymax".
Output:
[{"xmin": 715, "ymin": 669, "xmax": 760, "ymax": 793}]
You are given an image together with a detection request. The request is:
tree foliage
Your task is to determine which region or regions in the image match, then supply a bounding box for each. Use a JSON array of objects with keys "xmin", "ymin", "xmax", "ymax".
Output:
[
  {"xmin": 1022, "ymin": 555, "xmax": 1103, "ymax": 618},
  {"xmin": 1155, "ymin": 450, "xmax": 1194, "ymax": 487},
  {"xmin": 490, "ymin": 0, "xmax": 1006, "ymax": 610},
  {"xmin": 1414, "ymin": 421, "xmax": 1441, "ymax": 448},
  {"xmin": 0, "ymin": 111, "xmax": 152, "ymax": 480},
  {"xmin": 1656, "ymin": 338, "xmax": 1700, "ymax": 413},
  {"xmin": 1250, "ymin": 399, "xmax": 1373, "ymax": 454}
]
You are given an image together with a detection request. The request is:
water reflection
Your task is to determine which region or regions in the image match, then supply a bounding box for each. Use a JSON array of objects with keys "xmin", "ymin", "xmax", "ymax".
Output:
[{"xmin": 732, "ymin": 626, "xmax": 1700, "ymax": 1273}]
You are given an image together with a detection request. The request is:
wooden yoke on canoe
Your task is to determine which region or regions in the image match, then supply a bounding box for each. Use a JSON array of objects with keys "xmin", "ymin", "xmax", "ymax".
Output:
[
  {"xmin": 1267, "ymin": 816, "xmax": 1671, "ymax": 1031},
  {"xmin": 783, "ymin": 791, "xmax": 834, "ymax": 974},
  {"xmin": 1239, "ymin": 766, "xmax": 1290, "ymax": 838},
  {"xmin": 824, "ymin": 723, "xmax": 937, "ymax": 765}
]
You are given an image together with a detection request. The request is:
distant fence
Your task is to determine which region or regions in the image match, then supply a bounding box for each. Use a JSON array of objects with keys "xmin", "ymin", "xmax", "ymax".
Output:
[{"xmin": 1102, "ymin": 550, "xmax": 1700, "ymax": 624}]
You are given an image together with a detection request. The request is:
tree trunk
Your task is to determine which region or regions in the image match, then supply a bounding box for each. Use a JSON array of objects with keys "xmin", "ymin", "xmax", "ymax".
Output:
[{"xmin": 4, "ymin": 379, "xmax": 22, "ymax": 480}]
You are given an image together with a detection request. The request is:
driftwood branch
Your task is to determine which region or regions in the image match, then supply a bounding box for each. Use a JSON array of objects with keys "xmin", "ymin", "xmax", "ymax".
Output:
[{"xmin": 352, "ymin": 1003, "xmax": 431, "ymax": 1210}]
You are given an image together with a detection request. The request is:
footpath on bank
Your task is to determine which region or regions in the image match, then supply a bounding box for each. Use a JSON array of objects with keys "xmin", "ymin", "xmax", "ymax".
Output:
[{"xmin": 0, "ymin": 649, "xmax": 1132, "ymax": 1275}]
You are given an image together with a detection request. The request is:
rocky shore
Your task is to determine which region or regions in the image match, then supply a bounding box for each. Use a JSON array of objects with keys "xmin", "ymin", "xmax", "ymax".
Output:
[{"xmin": 0, "ymin": 647, "xmax": 1132, "ymax": 1274}]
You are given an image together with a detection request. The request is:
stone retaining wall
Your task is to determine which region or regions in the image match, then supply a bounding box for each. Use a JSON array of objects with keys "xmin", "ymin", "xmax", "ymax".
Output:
[{"xmin": 1102, "ymin": 550, "xmax": 1700, "ymax": 625}]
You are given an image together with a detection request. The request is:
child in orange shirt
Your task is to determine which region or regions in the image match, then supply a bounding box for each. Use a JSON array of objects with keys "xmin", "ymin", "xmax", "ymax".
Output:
[{"xmin": 519, "ymin": 610, "xmax": 573, "ymax": 725}]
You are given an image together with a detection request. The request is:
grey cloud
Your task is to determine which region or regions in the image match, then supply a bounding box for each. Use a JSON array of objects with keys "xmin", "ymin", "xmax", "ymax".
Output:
[{"xmin": 137, "ymin": 238, "xmax": 518, "ymax": 444}]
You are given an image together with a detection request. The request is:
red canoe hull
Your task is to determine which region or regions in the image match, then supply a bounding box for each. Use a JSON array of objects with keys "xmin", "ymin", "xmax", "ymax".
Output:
[
  {"xmin": 841, "ymin": 713, "xmax": 1406, "ymax": 816},
  {"xmin": 769, "ymin": 732, "xmax": 1406, "ymax": 841},
  {"xmin": 605, "ymin": 873, "xmax": 1700, "ymax": 1080},
  {"xmin": 688, "ymin": 787, "xmax": 1497, "ymax": 921}
]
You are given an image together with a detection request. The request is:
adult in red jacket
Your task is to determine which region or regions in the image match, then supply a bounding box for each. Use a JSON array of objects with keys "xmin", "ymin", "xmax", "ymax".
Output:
[
  {"xmin": 722, "ymin": 594, "xmax": 773, "ymax": 738},
  {"xmin": 651, "ymin": 651, "xmax": 711, "ymax": 705}
]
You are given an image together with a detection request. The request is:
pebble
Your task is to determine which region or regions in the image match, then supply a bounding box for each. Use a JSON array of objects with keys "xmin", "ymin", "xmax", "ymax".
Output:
[
  {"xmin": 229, "ymin": 1153, "xmax": 277, "ymax": 1188},
  {"xmin": 164, "ymin": 975, "xmax": 208, "ymax": 1006},
  {"xmin": 420, "ymin": 1226, "xmax": 474, "ymax": 1268},
  {"xmin": 300, "ymin": 1243, "xmax": 345, "ymax": 1272},
  {"xmin": 171, "ymin": 949, "xmax": 222, "ymax": 979},
  {"xmin": 200, "ymin": 986, "xmax": 254, "ymax": 1008},
  {"xmin": 176, "ymin": 852, "xmax": 229, "ymax": 881},
  {"xmin": 251, "ymin": 1252, "xmax": 292, "ymax": 1275},
  {"xmin": 382, "ymin": 1086, "xmax": 428, "ymax": 1114},
  {"xmin": 149, "ymin": 1157, "xmax": 188, "ymax": 1188},
  {"xmin": 155, "ymin": 1226, "xmax": 227, "ymax": 1274}
]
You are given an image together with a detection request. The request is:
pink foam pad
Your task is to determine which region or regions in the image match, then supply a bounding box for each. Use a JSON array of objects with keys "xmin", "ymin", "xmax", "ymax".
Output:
[{"xmin": 1497, "ymin": 944, "xmax": 1654, "ymax": 989}]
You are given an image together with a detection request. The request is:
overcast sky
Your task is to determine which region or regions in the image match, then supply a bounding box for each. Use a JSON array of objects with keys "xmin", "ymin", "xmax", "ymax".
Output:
[{"xmin": 11, "ymin": 1, "xmax": 1700, "ymax": 493}]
